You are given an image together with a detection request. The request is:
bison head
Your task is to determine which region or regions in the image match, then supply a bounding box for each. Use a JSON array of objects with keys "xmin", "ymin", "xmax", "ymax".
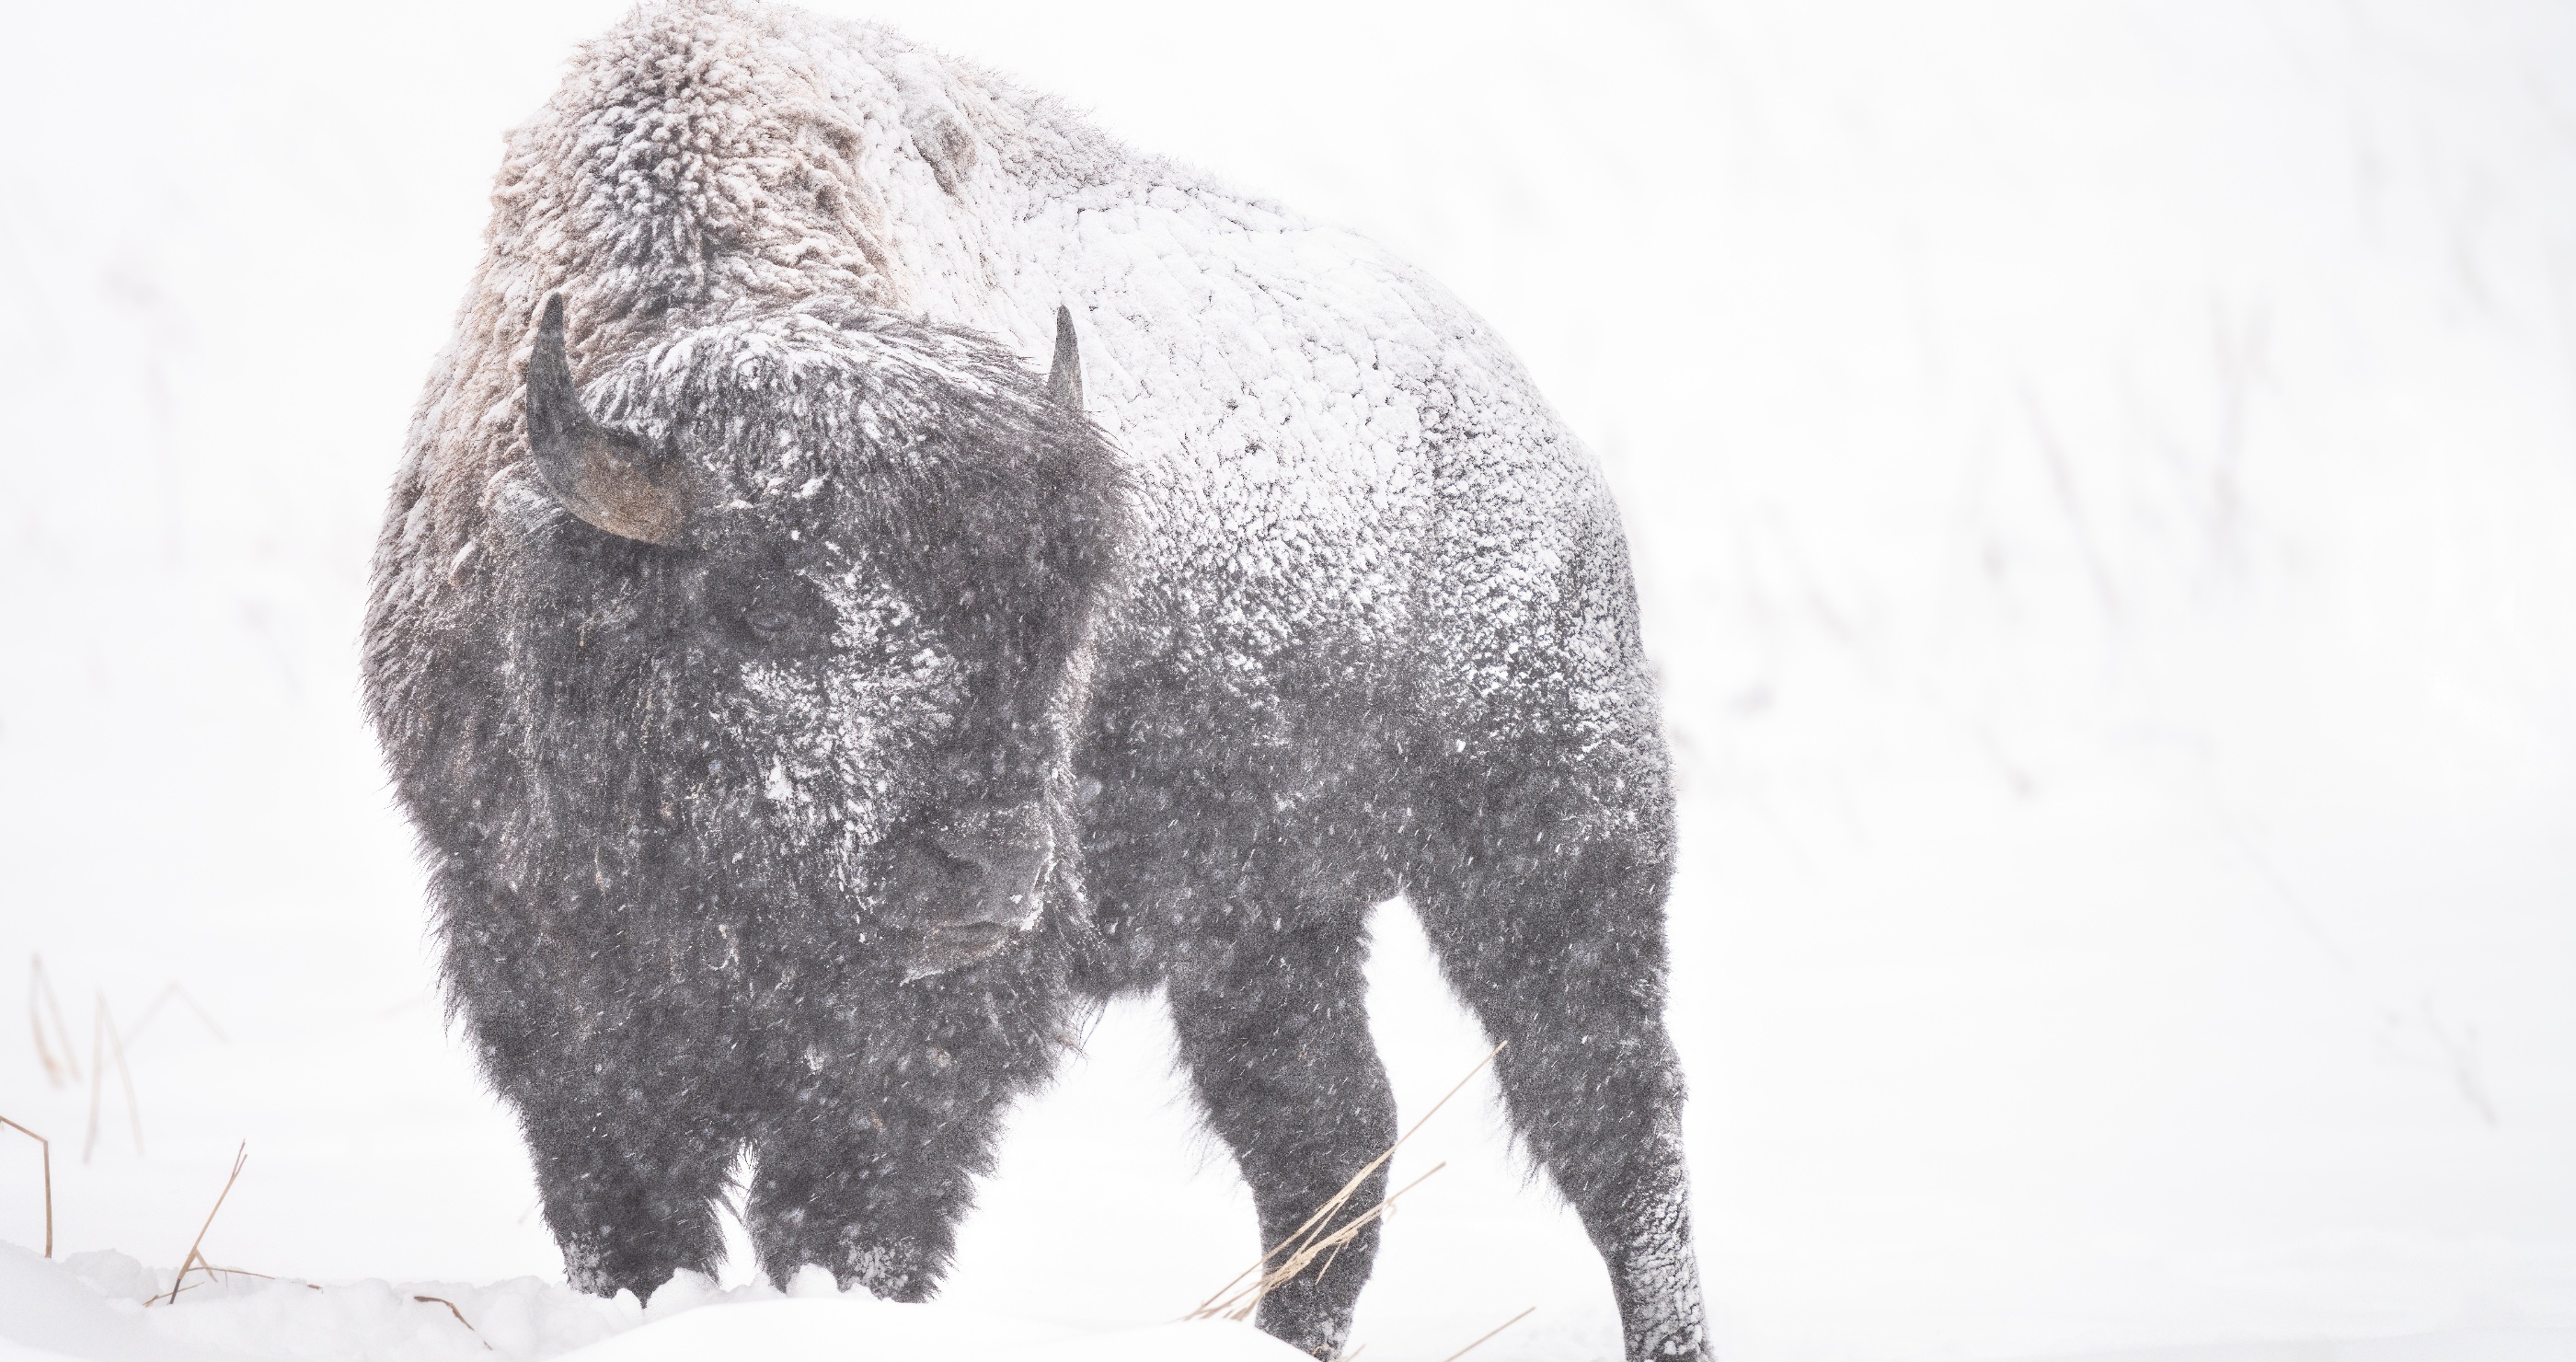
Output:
[{"xmin": 510, "ymin": 293, "xmax": 1124, "ymax": 979}]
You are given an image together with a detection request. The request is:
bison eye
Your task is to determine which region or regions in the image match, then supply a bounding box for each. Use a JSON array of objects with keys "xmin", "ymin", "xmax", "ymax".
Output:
[
  {"xmin": 746, "ymin": 602, "xmax": 802, "ymax": 638},
  {"xmin": 722, "ymin": 570, "xmax": 832, "ymax": 646}
]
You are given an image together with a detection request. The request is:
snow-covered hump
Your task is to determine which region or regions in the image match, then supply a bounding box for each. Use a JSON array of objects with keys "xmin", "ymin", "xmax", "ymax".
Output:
[{"xmin": 417, "ymin": 0, "xmax": 1637, "ymax": 733}]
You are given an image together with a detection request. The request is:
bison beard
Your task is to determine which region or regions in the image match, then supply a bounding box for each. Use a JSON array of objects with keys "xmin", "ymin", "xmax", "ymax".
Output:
[{"xmin": 362, "ymin": 4, "xmax": 1711, "ymax": 1359}]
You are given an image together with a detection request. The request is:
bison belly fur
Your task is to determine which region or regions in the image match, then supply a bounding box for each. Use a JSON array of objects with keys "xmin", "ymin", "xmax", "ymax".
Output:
[{"xmin": 361, "ymin": 4, "xmax": 1709, "ymax": 1359}]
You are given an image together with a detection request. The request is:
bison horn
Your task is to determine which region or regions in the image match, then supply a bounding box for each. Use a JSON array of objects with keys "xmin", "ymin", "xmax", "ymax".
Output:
[
  {"xmin": 526, "ymin": 294, "xmax": 687, "ymax": 546},
  {"xmin": 1045, "ymin": 304, "xmax": 1084, "ymax": 411}
]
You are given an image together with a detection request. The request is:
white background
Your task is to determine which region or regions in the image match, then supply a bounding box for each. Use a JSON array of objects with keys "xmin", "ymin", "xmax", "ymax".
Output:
[{"xmin": 2, "ymin": 3, "xmax": 2572, "ymax": 1359}]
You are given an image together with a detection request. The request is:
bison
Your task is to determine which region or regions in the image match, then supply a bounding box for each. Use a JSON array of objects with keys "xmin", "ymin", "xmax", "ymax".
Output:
[{"xmin": 362, "ymin": 3, "xmax": 1708, "ymax": 1358}]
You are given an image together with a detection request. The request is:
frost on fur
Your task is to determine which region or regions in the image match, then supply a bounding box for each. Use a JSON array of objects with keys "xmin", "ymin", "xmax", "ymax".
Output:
[{"xmin": 363, "ymin": 3, "xmax": 1708, "ymax": 1358}]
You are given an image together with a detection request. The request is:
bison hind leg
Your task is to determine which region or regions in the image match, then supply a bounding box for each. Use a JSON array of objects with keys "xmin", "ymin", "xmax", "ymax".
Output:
[{"xmin": 1409, "ymin": 766, "xmax": 1711, "ymax": 1362}]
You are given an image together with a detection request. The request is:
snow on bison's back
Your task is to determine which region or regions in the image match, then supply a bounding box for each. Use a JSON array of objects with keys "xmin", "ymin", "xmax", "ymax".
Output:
[{"xmin": 361, "ymin": 4, "xmax": 1709, "ymax": 1359}]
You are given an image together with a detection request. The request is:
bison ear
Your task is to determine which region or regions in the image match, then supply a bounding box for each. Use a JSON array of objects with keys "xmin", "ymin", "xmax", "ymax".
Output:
[
  {"xmin": 526, "ymin": 294, "xmax": 688, "ymax": 546},
  {"xmin": 1044, "ymin": 304, "xmax": 1085, "ymax": 412}
]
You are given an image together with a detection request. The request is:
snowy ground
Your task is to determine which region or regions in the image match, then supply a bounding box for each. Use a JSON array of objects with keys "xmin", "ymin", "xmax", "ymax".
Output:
[{"xmin": 4, "ymin": 2, "xmax": 2574, "ymax": 1360}]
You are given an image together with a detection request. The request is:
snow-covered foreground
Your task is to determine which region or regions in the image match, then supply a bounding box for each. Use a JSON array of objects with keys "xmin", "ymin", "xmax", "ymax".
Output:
[
  {"xmin": 0, "ymin": 1241, "xmax": 1305, "ymax": 1362},
  {"xmin": 5, "ymin": 2, "xmax": 2575, "ymax": 1360},
  {"xmin": 6, "ymin": 1239, "xmax": 2573, "ymax": 1362}
]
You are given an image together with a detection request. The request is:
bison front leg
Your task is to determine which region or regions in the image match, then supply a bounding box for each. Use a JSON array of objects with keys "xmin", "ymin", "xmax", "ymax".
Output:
[
  {"xmin": 742, "ymin": 975, "xmax": 1067, "ymax": 1299},
  {"xmin": 1167, "ymin": 906, "xmax": 1398, "ymax": 1360},
  {"xmin": 515, "ymin": 1082, "xmax": 739, "ymax": 1299},
  {"xmin": 451, "ymin": 924, "xmax": 749, "ymax": 1302},
  {"xmin": 741, "ymin": 1081, "xmax": 984, "ymax": 1300}
]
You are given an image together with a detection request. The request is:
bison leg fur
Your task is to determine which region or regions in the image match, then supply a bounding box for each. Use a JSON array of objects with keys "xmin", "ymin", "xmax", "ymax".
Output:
[
  {"xmin": 508, "ymin": 1074, "xmax": 742, "ymax": 1301},
  {"xmin": 742, "ymin": 1003, "xmax": 1062, "ymax": 1300},
  {"xmin": 1167, "ymin": 906, "xmax": 1398, "ymax": 1359},
  {"xmin": 1411, "ymin": 802, "xmax": 1711, "ymax": 1362},
  {"xmin": 742, "ymin": 1093, "xmax": 973, "ymax": 1299}
]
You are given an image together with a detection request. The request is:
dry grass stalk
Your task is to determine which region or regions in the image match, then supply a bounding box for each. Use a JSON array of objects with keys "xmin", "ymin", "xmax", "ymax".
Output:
[
  {"xmin": 162, "ymin": 1269, "xmax": 321, "ymax": 1303},
  {"xmin": 83, "ymin": 993, "xmax": 144, "ymax": 1162},
  {"xmin": 1437, "ymin": 1307, "xmax": 1534, "ymax": 1362},
  {"xmin": 154, "ymin": 1142, "xmax": 247, "ymax": 1306},
  {"xmin": 413, "ymin": 1294, "xmax": 496, "ymax": 1349},
  {"xmin": 29, "ymin": 956, "xmax": 79, "ymax": 1088},
  {"xmin": 46, "ymin": 968, "xmax": 224, "ymax": 1166},
  {"xmin": 1191, "ymin": 1162, "xmax": 1448, "ymax": 1324},
  {"xmin": 202, "ymin": 1264, "xmax": 328, "ymax": 1301},
  {"xmin": 1186, "ymin": 1041, "xmax": 1506, "ymax": 1325},
  {"xmin": 165, "ymin": 1264, "xmax": 321, "ymax": 1301},
  {"xmin": 124, "ymin": 983, "xmax": 228, "ymax": 1047},
  {"xmin": 172, "ymin": 1264, "xmax": 488, "ymax": 1350},
  {"xmin": 0, "ymin": 1114, "xmax": 52, "ymax": 1256}
]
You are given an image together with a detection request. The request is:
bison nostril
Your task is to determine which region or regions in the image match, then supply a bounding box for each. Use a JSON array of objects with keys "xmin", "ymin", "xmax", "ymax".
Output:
[{"xmin": 932, "ymin": 833, "xmax": 995, "ymax": 873}]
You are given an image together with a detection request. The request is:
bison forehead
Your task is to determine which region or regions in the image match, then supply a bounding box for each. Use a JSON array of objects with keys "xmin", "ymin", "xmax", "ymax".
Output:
[
  {"xmin": 730, "ymin": 585, "xmax": 965, "ymax": 848},
  {"xmin": 576, "ymin": 299, "xmax": 1047, "ymax": 502},
  {"xmin": 644, "ymin": 301, "xmax": 1013, "ymax": 407}
]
